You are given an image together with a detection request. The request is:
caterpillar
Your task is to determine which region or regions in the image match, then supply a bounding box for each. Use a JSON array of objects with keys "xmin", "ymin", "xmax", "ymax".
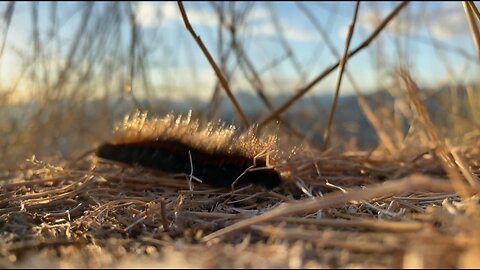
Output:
[{"xmin": 95, "ymin": 111, "xmax": 284, "ymax": 189}]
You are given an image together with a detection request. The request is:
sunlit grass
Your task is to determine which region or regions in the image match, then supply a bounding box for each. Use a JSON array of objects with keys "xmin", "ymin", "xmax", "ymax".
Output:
[{"xmin": 0, "ymin": 1, "xmax": 480, "ymax": 268}]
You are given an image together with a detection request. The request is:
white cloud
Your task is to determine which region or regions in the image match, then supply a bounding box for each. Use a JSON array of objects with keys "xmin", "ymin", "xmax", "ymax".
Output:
[
  {"xmin": 359, "ymin": 7, "xmax": 417, "ymax": 36},
  {"xmin": 135, "ymin": 2, "xmax": 317, "ymax": 42},
  {"xmin": 180, "ymin": 6, "xmax": 218, "ymax": 26},
  {"xmin": 135, "ymin": 2, "xmax": 164, "ymax": 27},
  {"xmin": 244, "ymin": 7, "xmax": 271, "ymax": 23},
  {"xmin": 135, "ymin": 2, "xmax": 217, "ymax": 27},
  {"xmin": 242, "ymin": 6, "xmax": 318, "ymax": 42},
  {"xmin": 357, "ymin": 3, "xmax": 469, "ymax": 41},
  {"xmin": 241, "ymin": 23, "xmax": 313, "ymax": 41},
  {"xmin": 428, "ymin": 6, "xmax": 468, "ymax": 39},
  {"xmin": 282, "ymin": 23, "xmax": 318, "ymax": 42},
  {"xmin": 241, "ymin": 19, "xmax": 318, "ymax": 42}
]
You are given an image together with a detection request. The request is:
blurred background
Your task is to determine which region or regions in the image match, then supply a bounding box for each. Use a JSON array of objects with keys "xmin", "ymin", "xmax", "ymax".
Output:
[{"xmin": 0, "ymin": 1, "xmax": 479, "ymax": 168}]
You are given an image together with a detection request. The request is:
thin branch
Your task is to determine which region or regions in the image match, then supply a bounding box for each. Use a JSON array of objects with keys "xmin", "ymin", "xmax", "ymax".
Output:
[
  {"xmin": 177, "ymin": 1, "xmax": 250, "ymax": 128},
  {"xmin": 265, "ymin": 2, "xmax": 306, "ymax": 83},
  {"xmin": 0, "ymin": 2, "xmax": 15, "ymax": 60},
  {"xmin": 462, "ymin": 1, "xmax": 480, "ymax": 60},
  {"xmin": 297, "ymin": 2, "xmax": 398, "ymax": 153},
  {"xmin": 468, "ymin": 1, "xmax": 480, "ymax": 23},
  {"xmin": 127, "ymin": 2, "xmax": 143, "ymax": 110},
  {"xmin": 257, "ymin": 51, "xmax": 291, "ymax": 75},
  {"xmin": 53, "ymin": 2, "xmax": 94, "ymax": 91},
  {"xmin": 322, "ymin": 2, "xmax": 360, "ymax": 149},
  {"xmin": 257, "ymin": 1, "xmax": 409, "ymax": 129},
  {"xmin": 226, "ymin": 9, "xmax": 305, "ymax": 138}
]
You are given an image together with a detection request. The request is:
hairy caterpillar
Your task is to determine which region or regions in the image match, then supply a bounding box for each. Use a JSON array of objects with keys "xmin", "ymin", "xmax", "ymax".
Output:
[{"xmin": 96, "ymin": 111, "xmax": 283, "ymax": 189}]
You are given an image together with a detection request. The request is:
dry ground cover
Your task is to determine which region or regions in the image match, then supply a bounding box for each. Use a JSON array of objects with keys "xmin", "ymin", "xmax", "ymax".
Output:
[
  {"xmin": 0, "ymin": 135, "xmax": 479, "ymax": 268},
  {"xmin": 1, "ymin": 74, "xmax": 480, "ymax": 267},
  {"xmin": 1, "ymin": 1, "xmax": 480, "ymax": 268}
]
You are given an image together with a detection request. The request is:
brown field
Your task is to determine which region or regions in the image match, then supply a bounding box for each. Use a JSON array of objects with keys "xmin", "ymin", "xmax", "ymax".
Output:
[{"xmin": 1, "ymin": 1, "xmax": 480, "ymax": 268}]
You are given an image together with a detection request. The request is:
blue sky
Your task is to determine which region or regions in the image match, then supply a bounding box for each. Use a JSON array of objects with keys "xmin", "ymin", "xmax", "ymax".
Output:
[{"xmin": 1, "ymin": 1, "xmax": 478, "ymax": 102}]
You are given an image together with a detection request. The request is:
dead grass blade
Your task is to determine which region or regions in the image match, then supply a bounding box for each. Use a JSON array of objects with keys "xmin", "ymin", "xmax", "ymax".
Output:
[
  {"xmin": 53, "ymin": 2, "xmax": 94, "ymax": 91},
  {"xmin": 463, "ymin": 1, "xmax": 480, "ymax": 60},
  {"xmin": 398, "ymin": 70, "xmax": 480, "ymax": 198},
  {"xmin": 177, "ymin": 1, "xmax": 249, "ymax": 128},
  {"xmin": 127, "ymin": 2, "xmax": 143, "ymax": 110},
  {"xmin": 0, "ymin": 2, "xmax": 14, "ymax": 60},
  {"xmin": 466, "ymin": 85, "xmax": 480, "ymax": 125},
  {"xmin": 322, "ymin": 2, "xmax": 360, "ymax": 149},
  {"xmin": 226, "ymin": 10, "xmax": 304, "ymax": 138},
  {"xmin": 257, "ymin": 1, "xmax": 409, "ymax": 129},
  {"xmin": 265, "ymin": 2, "xmax": 305, "ymax": 82},
  {"xmin": 202, "ymin": 174, "xmax": 453, "ymax": 242},
  {"xmin": 297, "ymin": 2, "xmax": 398, "ymax": 153},
  {"xmin": 468, "ymin": 1, "xmax": 480, "ymax": 23}
]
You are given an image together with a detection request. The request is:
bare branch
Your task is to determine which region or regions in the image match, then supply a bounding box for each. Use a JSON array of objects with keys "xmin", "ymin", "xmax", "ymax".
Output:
[
  {"xmin": 257, "ymin": 1, "xmax": 410, "ymax": 129},
  {"xmin": 0, "ymin": 2, "xmax": 15, "ymax": 60},
  {"xmin": 177, "ymin": 1, "xmax": 250, "ymax": 128},
  {"xmin": 322, "ymin": 2, "xmax": 360, "ymax": 149},
  {"xmin": 462, "ymin": 1, "xmax": 480, "ymax": 60}
]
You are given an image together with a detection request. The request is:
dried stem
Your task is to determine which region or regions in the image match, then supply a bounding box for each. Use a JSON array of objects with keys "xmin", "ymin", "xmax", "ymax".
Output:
[
  {"xmin": 322, "ymin": 2, "xmax": 360, "ymax": 149},
  {"xmin": 177, "ymin": 1, "xmax": 250, "ymax": 128},
  {"xmin": 257, "ymin": 1, "xmax": 409, "ymax": 129},
  {"xmin": 398, "ymin": 70, "xmax": 479, "ymax": 198},
  {"xmin": 468, "ymin": 1, "xmax": 480, "ymax": 22},
  {"xmin": 227, "ymin": 11, "xmax": 304, "ymax": 138},
  {"xmin": 0, "ymin": 2, "xmax": 14, "ymax": 60},
  {"xmin": 297, "ymin": 2, "xmax": 398, "ymax": 153},
  {"xmin": 202, "ymin": 174, "xmax": 453, "ymax": 242},
  {"xmin": 463, "ymin": 1, "xmax": 480, "ymax": 60},
  {"xmin": 127, "ymin": 2, "xmax": 143, "ymax": 110}
]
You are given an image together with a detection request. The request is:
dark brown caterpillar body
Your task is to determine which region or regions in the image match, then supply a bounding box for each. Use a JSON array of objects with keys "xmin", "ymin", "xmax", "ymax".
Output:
[
  {"xmin": 95, "ymin": 112, "xmax": 283, "ymax": 189},
  {"xmin": 96, "ymin": 140, "xmax": 281, "ymax": 188}
]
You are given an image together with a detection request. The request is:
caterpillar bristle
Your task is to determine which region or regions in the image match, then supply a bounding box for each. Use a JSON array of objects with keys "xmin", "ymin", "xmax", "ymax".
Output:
[{"xmin": 96, "ymin": 111, "xmax": 283, "ymax": 189}]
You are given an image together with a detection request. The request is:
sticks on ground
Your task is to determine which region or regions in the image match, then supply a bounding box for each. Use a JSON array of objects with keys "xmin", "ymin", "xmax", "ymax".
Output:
[{"xmin": 202, "ymin": 174, "xmax": 453, "ymax": 242}]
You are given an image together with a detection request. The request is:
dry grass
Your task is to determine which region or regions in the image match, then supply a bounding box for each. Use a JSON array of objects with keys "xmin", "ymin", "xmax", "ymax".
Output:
[
  {"xmin": 1, "ymin": 1, "xmax": 480, "ymax": 268},
  {"xmin": 1, "ymin": 95, "xmax": 480, "ymax": 267}
]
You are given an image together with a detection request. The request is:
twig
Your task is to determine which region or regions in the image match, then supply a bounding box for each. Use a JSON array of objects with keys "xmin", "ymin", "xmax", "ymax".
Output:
[
  {"xmin": 468, "ymin": 1, "xmax": 480, "ymax": 23},
  {"xmin": 0, "ymin": 2, "xmax": 15, "ymax": 60},
  {"xmin": 265, "ymin": 2, "xmax": 305, "ymax": 82},
  {"xmin": 202, "ymin": 174, "xmax": 453, "ymax": 242},
  {"xmin": 43, "ymin": 202, "xmax": 85, "ymax": 219},
  {"xmin": 229, "ymin": 23, "xmax": 304, "ymax": 139},
  {"xmin": 177, "ymin": 1, "xmax": 250, "ymax": 128},
  {"xmin": 160, "ymin": 198, "xmax": 170, "ymax": 232},
  {"xmin": 52, "ymin": 2, "xmax": 94, "ymax": 91},
  {"xmin": 322, "ymin": 2, "xmax": 360, "ymax": 149},
  {"xmin": 127, "ymin": 2, "xmax": 143, "ymax": 110},
  {"xmin": 185, "ymin": 211, "xmax": 423, "ymax": 232},
  {"xmin": 463, "ymin": 1, "xmax": 480, "ymax": 60},
  {"xmin": 187, "ymin": 150, "xmax": 203, "ymax": 191},
  {"xmin": 257, "ymin": 1, "xmax": 409, "ymax": 129},
  {"xmin": 297, "ymin": 2, "xmax": 398, "ymax": 154},
  {"xmin": 125, "ymin": 213, "xmax": 146, "ymax": 231}
]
